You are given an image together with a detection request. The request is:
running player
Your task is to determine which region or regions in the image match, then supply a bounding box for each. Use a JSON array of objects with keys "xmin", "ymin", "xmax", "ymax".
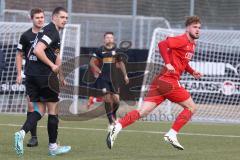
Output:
[
  {"xmin": 14, "ymin": 7, "xmax": 71, "ymax": 156},
  {"xmin": 106, "ymin": 16, "xmax": 203, "ymax": 150},
  {"xmin": 16, "ymin": 7, "xmax": 45, "ymax": 147}
]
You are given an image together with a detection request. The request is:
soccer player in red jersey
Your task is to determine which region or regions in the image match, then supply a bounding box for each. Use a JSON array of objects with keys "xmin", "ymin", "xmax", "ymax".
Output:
[{"xmin": 106, "ymin": 16, "xmax": 203, "ymax": 150}]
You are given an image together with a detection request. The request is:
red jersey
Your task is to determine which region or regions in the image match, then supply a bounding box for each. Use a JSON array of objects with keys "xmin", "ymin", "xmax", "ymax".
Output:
[{"xmin": 158, "ymin": 33, "xmax": 196, "ymax": 80}]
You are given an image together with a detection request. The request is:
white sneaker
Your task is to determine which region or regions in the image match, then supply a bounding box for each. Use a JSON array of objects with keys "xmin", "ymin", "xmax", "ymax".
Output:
[
  {"xmin": 106, "ymin": 123, "xmax": 122, "ymax": 149},
  {"xmin": 14, "ymin": 130, "xmax": 25, "ymax": 156},
  {"xmin": 164, "ymin": 134, "xmax": 184, "ymax": 150},
  {"xmin": 107, "ymin": 124, "xmax": 114, "ymax": 133},
  {"xmin": 48, "ymin": 145, "xmax": 71, "ymax": 156}
]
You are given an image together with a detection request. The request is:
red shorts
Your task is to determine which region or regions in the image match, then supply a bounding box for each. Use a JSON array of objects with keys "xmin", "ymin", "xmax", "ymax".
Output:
[{"xmin": 144, "ymin": 76, "xmax": 190, "ymax": 105}]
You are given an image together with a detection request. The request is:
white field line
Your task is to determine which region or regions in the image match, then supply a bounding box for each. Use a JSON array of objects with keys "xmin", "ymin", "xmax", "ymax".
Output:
[{"xmin": 0, "ymin": 123, "xmax": 240, "ymax": 138}]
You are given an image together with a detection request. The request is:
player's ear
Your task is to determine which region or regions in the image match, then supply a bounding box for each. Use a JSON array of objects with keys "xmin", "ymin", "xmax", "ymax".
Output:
[
  {"xmin": 28, "ymin": 14, "xmax": 32, "ymax": 21},
  {"xmin": 52, "ymin": 14, "xmax": 57, "ymax": 21}
]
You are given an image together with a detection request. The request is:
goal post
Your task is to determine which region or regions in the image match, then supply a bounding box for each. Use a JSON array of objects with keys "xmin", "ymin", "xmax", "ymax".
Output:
[
  {"xmin": 139, "ymin": 28, "xmax": 240, "ymax": 123},
  {"xmin": 59, "ymin": 24, "xmax": 81, "ymax": 114},
  {"xmin": 0, "ymin": 22, "xmax": 81, "ymax": 114}
]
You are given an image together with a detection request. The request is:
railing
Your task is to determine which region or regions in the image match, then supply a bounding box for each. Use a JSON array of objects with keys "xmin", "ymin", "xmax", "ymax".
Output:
[{"xmin": 2, "ymin": 9, "xmax": 171, "ymax": 49}]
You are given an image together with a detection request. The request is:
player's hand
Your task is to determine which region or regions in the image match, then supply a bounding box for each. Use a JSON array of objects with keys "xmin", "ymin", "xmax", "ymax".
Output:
[
  {"xmin": 124, "ymin": 75, "xmax": 129, "ymax": 84},
  {"xmin": 60, "ymin": 78, "xmax": 67, "ymax": 86},
  {"xmin": 51, "ymin": 64, "xmax": 59, "ymax": 73},
  {"xmin": 94, "ymin": 68, "xmax": 101, "ymax": 78},
  {"xmin": 93, "ymin": 73, "xmax": 100, "ymax": 78},
  {"xmin": 96, "ymin": 68, "xmax": 101, "ymax": 74},
  {"xmin": 58, "ymin": 72, "xmax": 66, "ymax": 86},
  {"xmin": 192, "ymin": 71, "xmax": 203, "ymax": 79},
  {"xmin": 16, "ymin": 75, "xmax": 22, "ymax": 84},
  {"xmin": 166, "ymin": 64, "xmax": 175, "ymax": 73}
]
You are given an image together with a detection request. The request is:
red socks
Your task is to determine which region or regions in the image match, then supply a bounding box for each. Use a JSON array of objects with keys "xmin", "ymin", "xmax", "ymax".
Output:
[
  {"xmin": 172, "ymin": 108, "xmax": 193, "ymax": 132},
  {"xmin": 118, "ymin": 108, "xmax": 192, "ymax": 131},
  {"xmin": 118, "ymin": 110, "xmax": 140, "ymax": 128}
]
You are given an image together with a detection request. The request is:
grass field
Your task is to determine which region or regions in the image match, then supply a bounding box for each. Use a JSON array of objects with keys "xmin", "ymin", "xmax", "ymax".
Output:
[{"xmin": 0, "ymin": 114, "xmax": 240, "ymax": 160}]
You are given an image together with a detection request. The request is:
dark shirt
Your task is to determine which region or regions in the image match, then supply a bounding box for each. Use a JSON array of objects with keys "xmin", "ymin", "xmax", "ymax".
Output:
[
  {"xmin": 26, "ymin": 22, "xmax": 60, "ymax": 76},
  {"xmin": 92, "ymin": 45, "xmax": 123, "ymax": 81},
  {"xmin": 17, "ymin": 28, "xmax": 37, "ymax": 75}
]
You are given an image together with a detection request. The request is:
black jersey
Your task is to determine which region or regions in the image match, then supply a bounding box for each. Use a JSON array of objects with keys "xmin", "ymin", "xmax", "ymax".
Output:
[
  {"xmin": 17, "ymin": 28, "xmax": 37, "ymax": 75},
  {"xmin": 26, "ymin": 22, "xmax": 60, "ymax": 76},
  {"xmin": 92, "ymin": 45, "xmax": 123, "ymax": 81}
]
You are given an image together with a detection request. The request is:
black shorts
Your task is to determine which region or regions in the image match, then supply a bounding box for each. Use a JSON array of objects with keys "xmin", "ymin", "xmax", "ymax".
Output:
[
  {"xmin": 95, "ymin": 77, "xmax": 120, "ymax": 94},
  {"xmin": 26, "ymin": 75, "xmax": 59, "ymax": 102}
]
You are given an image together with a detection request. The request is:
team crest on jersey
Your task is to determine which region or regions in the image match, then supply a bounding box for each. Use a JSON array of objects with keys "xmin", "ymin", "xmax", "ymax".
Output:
[
  {"xmin": 185, "ymin": 52, "xmax": 193, "ymax": 60},
  {"xmin": 186, "ymin": 44, "xmax": 195, "ymax": 51}
]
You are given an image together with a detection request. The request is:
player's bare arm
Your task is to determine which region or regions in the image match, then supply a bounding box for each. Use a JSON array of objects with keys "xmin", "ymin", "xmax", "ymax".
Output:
[
  {"xmin": 90, "ymin": 57, "xmax": 101, "ymax": 75},
  {"xmin": 16, "ymin": 51, "xmax": 24, "ymax": 84},
  {"xmin": 116, "ymin": 61, "xmax": 129, "ymax": 84},
  {"xmin": 55, "ymin": 54, "xmax": 66, "ymax": 85},
  {"xmin": 185, "ymin": 63, "xmax": 203, "ymax": 79},
  {"xmin": 33, "ymin": 41, "xmax": 59, "ymax": 73},
  {"xmin": 192, "ymin": 70, "xmax": 203, "ymax": 79}
]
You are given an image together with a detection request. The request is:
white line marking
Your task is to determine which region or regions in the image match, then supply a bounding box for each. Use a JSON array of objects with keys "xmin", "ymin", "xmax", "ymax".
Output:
[{"xmin": 1, "ymin": 123, "xmax": 240, "ymax": 138}]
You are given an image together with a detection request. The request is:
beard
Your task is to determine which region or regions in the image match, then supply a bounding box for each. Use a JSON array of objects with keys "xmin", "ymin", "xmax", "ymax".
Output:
[
  {"xmin": 104, "ymin": 42, "xmax": 116, "ymax": 51},
  {"xmin": 189, "ymin": 32, "xmax": 199, "ymax": 39}
]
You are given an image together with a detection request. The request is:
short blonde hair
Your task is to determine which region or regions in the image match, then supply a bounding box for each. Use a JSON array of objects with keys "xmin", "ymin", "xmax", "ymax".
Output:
[{"xmin": 185, "ymin": 16, "xmax": 201, "ymax": 27}]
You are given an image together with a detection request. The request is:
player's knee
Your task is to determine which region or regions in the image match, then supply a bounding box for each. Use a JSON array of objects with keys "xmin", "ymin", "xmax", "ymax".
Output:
[
  {"xmin": 27, "ymin": 102, "xmax": 34, "ymax": 112},
  {"xmin": 113, "ymin": 97, "xmax": 120, "ymax": 103},
  {"xmin": 104, "ymin": 97, "xmax": 111, "ymax": 103},
  {"xmin": 186, "ymin": 103, "xmax": 197, "ymax": 113},
  {"xmin": 191, "ymin": 104, "xmax": 197, "ymax": 113},
  {"xmin": 113, "ymin": 95, "xmax": 120, "ymax": 103},
  {"xmin": 104, "ymin": 94, "xmax": 112, "ymax": 103},
  {"xmin": 32, "ymin": 102, "xmax": 45, "ymax": 116},
  {"xmin": 138, "ymin": 109, "xmax": 150, "ymax": 118}
]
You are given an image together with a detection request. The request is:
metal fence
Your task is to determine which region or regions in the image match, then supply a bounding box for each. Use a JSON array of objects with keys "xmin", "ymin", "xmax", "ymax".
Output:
[
  {"xmin": 1, "ymin": 0, "xmax": 240, "ymax": 48},
  {"xmin": 2, "ymin": 10, "xmax": 170, "ymax": 49}
]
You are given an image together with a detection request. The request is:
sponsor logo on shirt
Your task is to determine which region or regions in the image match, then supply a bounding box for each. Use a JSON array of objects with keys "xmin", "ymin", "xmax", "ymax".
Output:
[
  {"xmin": 29, "ymin": 55, "xmax": 37, "ymax": 61},
  {"xmin": 185, "ymin": 52, "xmax": 193, "ymax": 60}
]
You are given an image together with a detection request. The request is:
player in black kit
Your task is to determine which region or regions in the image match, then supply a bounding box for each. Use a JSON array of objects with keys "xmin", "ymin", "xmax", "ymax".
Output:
[
  {"xmin": 16, "ymin": 7, "xmax": 45, "ymax": 148},
  {"xmin": 14, "ymin": 7, "xmax": 71, "ymax": 156},
  {"xmin": 90, "ymin": 32, "xmax": 129, "ymax": 132}
]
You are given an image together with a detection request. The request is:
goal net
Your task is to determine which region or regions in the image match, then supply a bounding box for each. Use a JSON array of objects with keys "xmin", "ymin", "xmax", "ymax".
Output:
[
  {"xmin": 139, "ymin": 28, "xmax": 240, "ymax": 123},
  {"xmin": 0, "ymin": 22, "xmax": 80, "ymax": 114}
]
